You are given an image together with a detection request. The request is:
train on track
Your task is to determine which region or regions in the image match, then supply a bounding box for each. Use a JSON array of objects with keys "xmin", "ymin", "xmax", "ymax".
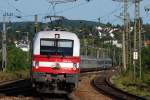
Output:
[
  {"xmin": 80, "ymin": 57, "xmax": 112, "ymax": 69},
  {"xmin": 31, "ymin": 30, "xmax": 80, "ymax": 93}
]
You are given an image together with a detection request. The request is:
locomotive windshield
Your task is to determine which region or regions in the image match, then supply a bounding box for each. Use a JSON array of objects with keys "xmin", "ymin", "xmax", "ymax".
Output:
[{"xmin": 40, "ymin": 39, "xmax": 73, "ymax": 56}]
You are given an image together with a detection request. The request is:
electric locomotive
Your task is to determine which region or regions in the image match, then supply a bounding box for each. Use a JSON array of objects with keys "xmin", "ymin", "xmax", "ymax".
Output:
[{"xmin": 31, "ymin": 30, "xmax": 80, "ymax": 93}]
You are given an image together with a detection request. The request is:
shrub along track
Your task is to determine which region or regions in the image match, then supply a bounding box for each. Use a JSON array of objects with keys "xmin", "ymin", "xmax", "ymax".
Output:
[{"xmin": 92, "ymin": 70, "xmax": 147, "ymax": 100}]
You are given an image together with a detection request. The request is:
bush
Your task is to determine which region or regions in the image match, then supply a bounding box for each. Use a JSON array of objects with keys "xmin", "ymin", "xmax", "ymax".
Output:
[
  {"xmin": 142, "ymin": 47, "xmax": 150, "ymax": 69},
  {"xmin": 6, "ymin": 45, "xmax": 30, "ymax": 71}
]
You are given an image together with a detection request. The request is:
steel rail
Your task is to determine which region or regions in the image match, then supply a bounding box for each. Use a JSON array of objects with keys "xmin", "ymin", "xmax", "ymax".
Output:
[{"xmin": 91, "ymin": 70, "xmax": 147, "ymax": 100}]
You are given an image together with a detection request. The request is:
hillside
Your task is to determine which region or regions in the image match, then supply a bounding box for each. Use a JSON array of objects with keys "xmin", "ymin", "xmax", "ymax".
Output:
[{"xmin": 0, "ymin": 19, "xmax": 99, "ymax": 30}]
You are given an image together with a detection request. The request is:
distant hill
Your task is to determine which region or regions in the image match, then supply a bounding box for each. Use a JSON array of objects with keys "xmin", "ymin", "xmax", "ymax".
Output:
[
  {"xmin": 0, "ymin": 19, "xmax": 99, "ymax": 31},
  {"xmin": 63, "ymin": 19, "xmax": 99, "ymax": 27},
  {"xmin": 0, "ymin": 19, "xmax": 99, "ymax": 42}
]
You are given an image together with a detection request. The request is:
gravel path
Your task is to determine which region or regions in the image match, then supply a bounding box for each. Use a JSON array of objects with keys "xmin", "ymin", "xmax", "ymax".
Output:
[{"xmin": 74, "ymin": 74, "xmax": 112, "ymax": 100}]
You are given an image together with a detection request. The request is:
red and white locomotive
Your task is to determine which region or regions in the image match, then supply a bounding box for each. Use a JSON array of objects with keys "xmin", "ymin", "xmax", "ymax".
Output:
[{"xmin": 31, "ymin": 30, "xmax": 80, "ymax": 93}]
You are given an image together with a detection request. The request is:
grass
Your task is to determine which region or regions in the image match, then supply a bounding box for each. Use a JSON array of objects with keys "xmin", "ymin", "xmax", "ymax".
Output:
[
  {"xmin": 112, "ymin": 69, "xmax": 150, "ymax": 100},
  {"xmin": 0, "ymin": 70, "xmax": 30, "ymax": 82}
]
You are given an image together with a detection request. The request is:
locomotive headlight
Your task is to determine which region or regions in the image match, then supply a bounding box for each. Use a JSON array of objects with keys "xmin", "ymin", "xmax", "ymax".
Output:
[
  {"xmin": 73, "ymin": 63, "xmax": 77, "ymax": 70},
  {"xmin": 73, "ymin": 63, "xmax": 77, "ymax": 67},
  {"xmin": 35, "ymin": 62, "xmax": 39, "ymax": 69}
]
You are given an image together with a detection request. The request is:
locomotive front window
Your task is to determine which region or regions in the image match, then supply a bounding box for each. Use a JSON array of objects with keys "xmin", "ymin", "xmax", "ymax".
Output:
[
  {"xmin": 58, "ymin": 41, "xmax": 72, "ymax": 48},
  {"xmin": 40, "ymin": 39, "xmax": 73, "ymax": 56},
  {"xmin": 41, "ymin": 40, "xmax": 55, "ymax": 46}
]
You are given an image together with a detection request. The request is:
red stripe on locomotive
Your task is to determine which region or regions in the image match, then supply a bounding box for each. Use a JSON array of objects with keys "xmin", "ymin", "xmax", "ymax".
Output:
[
  {"xmin": 33, "ymin": 55, "xmax": 80, "ymax": 63},
  {"xmin": 32, "ymin": 67, "xmax": 80, "ymax": 74},
  {"xmin": 32, "ymin": 55, "xmax": 80, "ymax": 74}
]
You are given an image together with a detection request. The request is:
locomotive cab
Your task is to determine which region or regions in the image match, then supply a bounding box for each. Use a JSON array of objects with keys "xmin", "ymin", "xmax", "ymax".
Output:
[{"xmin": 31, "ymin": 31, "xmax": 80, "ymax": 93}]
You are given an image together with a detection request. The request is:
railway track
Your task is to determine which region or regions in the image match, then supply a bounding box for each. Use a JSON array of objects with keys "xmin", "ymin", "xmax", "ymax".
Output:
[
  {"xmin": 92, "ymin": 70, "xmax": 147, "ymax": 100},
  {"xmin": 0, "ymin": 68, "xmax": 100, "ymax": 100},
  {"xmin": 1, "ymin": 68, "xmax": 146, "ymax": 100},
  {"xmin": 0, "ymin": 79, "xmax": 35, "ymax": 96},
  {"xmin": 0, "ymin": 79, "xmax": 73, "ymax": 100}
]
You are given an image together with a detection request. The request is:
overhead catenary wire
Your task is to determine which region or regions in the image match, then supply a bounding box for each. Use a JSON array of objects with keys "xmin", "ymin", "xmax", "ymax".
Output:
[
  {"xmin": 55, "ymin": 0, "xmax": 94, "ymax": 14},
  {"xmin": 0, "ymin": 0, "xmax": 122, "ymax": 24},
  {"xmin": 97, "ymin": 2, "xmax": 134, "ymax": 24},
  {"xmin": 0, "ymin": 1, "xmax": 31, "ymax": 21},
  {"xmin": 0, "ymin": 0, "xmax": 93, "ymax": 22},
  {"xmin": 0, "ymin": 0, "xmax": 131, "ymax": 25}
]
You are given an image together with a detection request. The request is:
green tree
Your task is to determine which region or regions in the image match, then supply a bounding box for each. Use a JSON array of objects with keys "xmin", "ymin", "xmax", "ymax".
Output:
[
  {"xmin": 7, "ymin": 45, "xmax": 30, "ymax": 71},
  {"xmin": 142, "ymin": 47, "xmax": 150, "ymax": 69}
]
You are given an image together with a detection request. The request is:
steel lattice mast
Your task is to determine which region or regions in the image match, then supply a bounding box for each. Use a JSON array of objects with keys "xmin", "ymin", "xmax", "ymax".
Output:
[
  {"xmin": 2, "ymin": 14, "xmax": 7, "ymax": 71},
  {"xmin": 2, "ymin": 12, "xmax": 13, "ymax": 71},
  {"xmin": 112, "ymin": 0, "xmax": 130, "ymax": 71},
  {"xmin": 133, "ymin": 0, "xmax": 142, "ymax": 80},
  {"xmin": 113, "ymin": 0, "xmax": 142, "ymax": 80}
]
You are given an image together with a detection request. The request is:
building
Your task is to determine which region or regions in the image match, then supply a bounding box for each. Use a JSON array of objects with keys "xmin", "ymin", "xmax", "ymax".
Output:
[
  {"xmin": 96, "ymin": 26, "xmax": 122, "ymax": 48},
  {"xmin": 14, "ymin": 40, "xmax": 30, "ymax": 52}
]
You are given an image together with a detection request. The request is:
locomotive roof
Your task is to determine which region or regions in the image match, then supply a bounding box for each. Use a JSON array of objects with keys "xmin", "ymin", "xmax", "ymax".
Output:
[
  {"xmin": 34, "ymin": 31, "xmax": 78, "ymax": 40},
  {"xmin": 33, "ymin": 31, "xmax": 80, "ymax": 56}
]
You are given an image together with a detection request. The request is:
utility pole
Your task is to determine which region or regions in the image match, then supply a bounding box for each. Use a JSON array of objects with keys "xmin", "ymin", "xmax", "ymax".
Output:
[
  {"xmin": 133, "ymin": 0, "xmax": 142, "ymax": 80},
  {"xmin": 24, "ymin": 32, "xmax": 29, "ymax": 62},
  {"xmin": 113, "ymin": 0, "xmax": 130, "ymax": 71},
  {"xmin": 113, "ymin": 0, "xmax": 142, "ymax": 79},
  {"xmin": 123, "ymin": 0, "xmax": 129, "ymax": 71},
  {"xmin": 2, "ymin": 14, "xmax": 7, "ymax": 71},
  {"xmin": 98, "ymin": 17, "xmax": 101, "ymax": 25},
  {"xmin": 1, "ymin": 12, "xmax": 13, "ymax": 71},
  {"xmin": 34, "ymin": 15, "xmax": 39, "ymax": 33},
  {"xmin": 128, "ymin": 19, "xmax": 132, "ymax": 68}
]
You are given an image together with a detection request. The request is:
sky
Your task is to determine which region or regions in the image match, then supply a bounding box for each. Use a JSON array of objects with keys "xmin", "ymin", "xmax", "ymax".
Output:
[{"xmin": 0, "ymin": 0, "xmax": 150, "ymax": 24}]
